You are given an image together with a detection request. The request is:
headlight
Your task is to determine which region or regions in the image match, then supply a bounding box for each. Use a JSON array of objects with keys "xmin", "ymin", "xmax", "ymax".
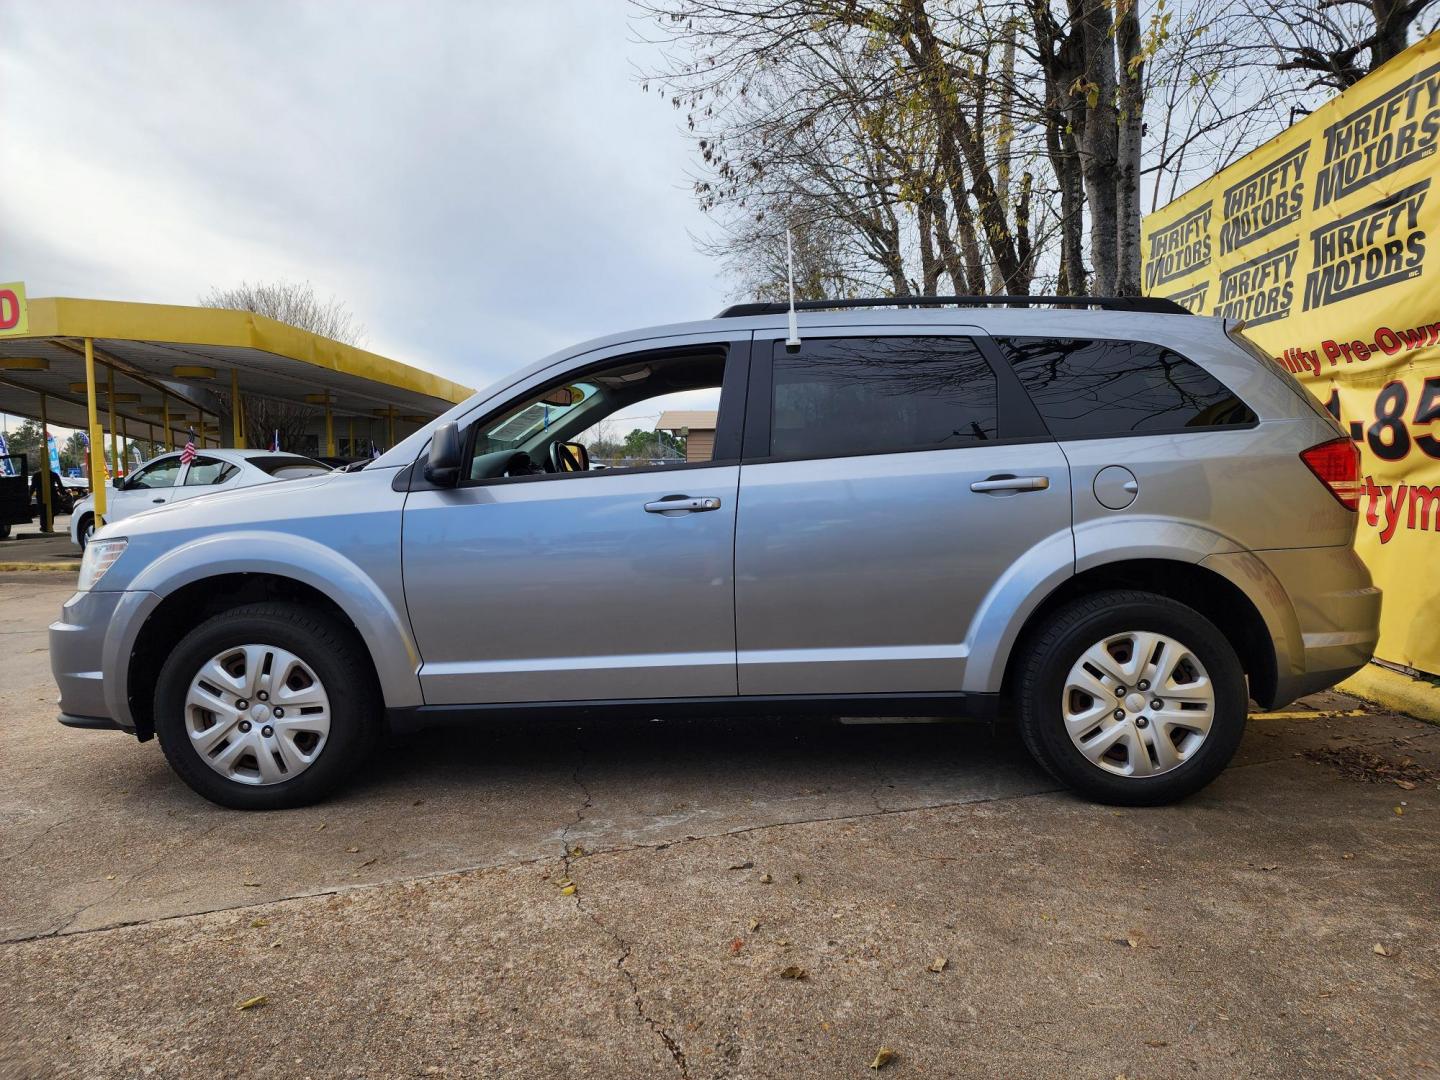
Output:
[{"xmin": 77, "ymin": 538, "xmax": 128, "ymax": 592}]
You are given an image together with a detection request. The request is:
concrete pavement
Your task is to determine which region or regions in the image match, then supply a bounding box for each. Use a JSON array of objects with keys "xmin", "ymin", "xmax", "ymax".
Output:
[{"xmin": 2, "ymin": 573, "xmax": 1437, "ymax": 1078}]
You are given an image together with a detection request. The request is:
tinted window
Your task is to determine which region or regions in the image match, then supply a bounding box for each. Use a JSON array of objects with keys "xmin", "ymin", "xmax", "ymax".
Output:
[
  {"xmin": 770, "ymin": 337, "xmax": 997, "ymax": 459},
  {"xmin": 183, "ymin": 457, "xmax": 239, "ymax": 486},
  {"xmin": 128, "ymin": 457, "xmax": 182, "ymax": 489},
  {"xmin": 996, "ymin": 337, "xmax": 1256, "ymax": 438}
]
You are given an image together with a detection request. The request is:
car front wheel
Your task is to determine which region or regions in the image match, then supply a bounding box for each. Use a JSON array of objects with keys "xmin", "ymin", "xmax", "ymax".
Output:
[
  {"xmin": 154, "ymin": 602, "xmax": 378, "ymax": 809},
  {"xmin": 1015, "ymin": 590, "xmax": 1248, "ymax": 806}
]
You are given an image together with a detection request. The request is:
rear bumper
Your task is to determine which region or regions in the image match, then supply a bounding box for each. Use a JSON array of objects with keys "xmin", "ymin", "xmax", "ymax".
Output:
[
  {"xmin": 1205, "ymin": 545, "xmax": 1380, "ymax": 708},
  {"xmin": 1260, "ymin": 545, "xmax": 1380, "ymax": 704}
]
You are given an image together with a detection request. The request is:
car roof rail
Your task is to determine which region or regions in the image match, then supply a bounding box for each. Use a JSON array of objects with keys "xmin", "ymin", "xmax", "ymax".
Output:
[{"xmin": 715, "ymin": 295, "xmax": 1192, "ymax": 318}]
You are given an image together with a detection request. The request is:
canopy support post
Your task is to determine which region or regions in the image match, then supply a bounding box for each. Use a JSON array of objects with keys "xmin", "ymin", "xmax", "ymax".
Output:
[
  {"xmin": 38, "ymin": 391, "xmax": 53, "ymax": 533},
  {"xmin": 230, "ymin": 369, "xmax": 245, "ymax": 448},
  {"xmin": 84, "ymin": 338, "xmax": 106, "ymax": 525},
  {"xmin": 106, "ymin": 364, "xmax": 118, "ymax": 480},
  {"xmin": 325, "ymin": 400, "xmax": 335, "ymax": 457}
]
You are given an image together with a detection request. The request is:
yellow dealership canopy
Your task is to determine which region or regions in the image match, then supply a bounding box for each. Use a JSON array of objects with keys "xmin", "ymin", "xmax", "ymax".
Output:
[{"xmin": 0, "ymin": 295, "xmax": 472, "ymax": 451}]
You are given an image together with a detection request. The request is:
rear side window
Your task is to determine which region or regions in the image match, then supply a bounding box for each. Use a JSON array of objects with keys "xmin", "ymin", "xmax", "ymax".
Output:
[
  {"xmin": 995, "ymin": 337, "xmax": 1256, "ymax": 438},
  {"xmin": 183, "ymin": 457, "xmax": 239, "ymax": 486},
  {"xmin": 770, "ymin": 337, "xmax": 997, "ymax": 459}
]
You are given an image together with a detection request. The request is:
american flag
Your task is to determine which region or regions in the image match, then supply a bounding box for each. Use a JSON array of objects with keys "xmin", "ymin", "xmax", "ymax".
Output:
[{"xmin": 180, "ymin": 428, "xmax": 197, "ymax": 465}]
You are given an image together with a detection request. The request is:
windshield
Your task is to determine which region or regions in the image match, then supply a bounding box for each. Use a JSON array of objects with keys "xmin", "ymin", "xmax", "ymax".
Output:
[
  {"xmin": 476, "ymin": 382, "xmax": 597, "ymax": 455},
  {"xmin": 249, "ymin": 455, "xmax": 333, "ymax": 479}
]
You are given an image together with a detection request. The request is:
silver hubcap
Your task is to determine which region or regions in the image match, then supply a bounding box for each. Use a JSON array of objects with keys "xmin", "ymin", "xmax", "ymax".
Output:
[
  {"xmin": 1062, "ymin": 630, "xmax": 1215, "ymax": 778},
  {"xmin": 184, "ymin": 644, "xmax": 331, "ymax": 786}
]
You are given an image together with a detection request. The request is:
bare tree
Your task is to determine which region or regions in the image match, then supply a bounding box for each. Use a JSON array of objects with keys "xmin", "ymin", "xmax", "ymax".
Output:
[
  {"xmin": 1245, "ymin": 0, "xmax": 1437, "ymax": 92},
  {"xmin": 200, "ymin": 280, "xmax": 366, "ymax": 346}
]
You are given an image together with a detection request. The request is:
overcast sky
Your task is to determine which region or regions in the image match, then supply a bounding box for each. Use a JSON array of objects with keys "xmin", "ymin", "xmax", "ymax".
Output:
[{"xmin": 0, "ymin": 1, "xmax": 724, "ymax": 394}]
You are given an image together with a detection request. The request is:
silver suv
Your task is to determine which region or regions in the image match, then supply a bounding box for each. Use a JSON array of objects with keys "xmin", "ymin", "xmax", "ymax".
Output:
[{"xmin": 51, "ymin": 298, "xmax": 1380, "ymax": 809}]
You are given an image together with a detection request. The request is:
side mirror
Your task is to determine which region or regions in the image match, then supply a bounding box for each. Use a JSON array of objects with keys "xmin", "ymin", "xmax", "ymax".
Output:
[
  {"xmin": 112, "ymin": 476, "xmax": 125, "ymax": 490},
  {"xmin": 423, "ymin": 422, "xmax": 463, "ymax": 487}
]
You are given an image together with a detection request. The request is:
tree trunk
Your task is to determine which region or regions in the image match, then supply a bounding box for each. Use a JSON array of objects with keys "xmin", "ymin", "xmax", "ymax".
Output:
[
  {"xmin": 905, "ymin": 0, "xmax": 1028, "ymax": 294},
  {"xmin": 1068, "ymin": 0, "xmax": 1121, "ymax": 295},
  {"xmin": 1045, "ymin": 107, "xmax": 1088, "ymax": 295},
  {"xmin": 1114, "ymin": 0, "xmax": 1145, "ymax": 296}
]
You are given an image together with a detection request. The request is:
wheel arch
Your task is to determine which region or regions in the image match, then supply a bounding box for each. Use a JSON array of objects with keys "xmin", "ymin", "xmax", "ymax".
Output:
[
  {"xmin": 998, "ymin": 558, "xmax": 1289, "ymax": 710},
  {"xmin": 118, "ymin": 535, "xmax": 422, "ymax": 737}
]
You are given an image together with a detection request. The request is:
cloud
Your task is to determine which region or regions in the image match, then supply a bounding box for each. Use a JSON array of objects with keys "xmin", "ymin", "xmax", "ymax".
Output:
[{"xmin": 0, "ymin": 0, "xmax": 722, "ymax": 390}]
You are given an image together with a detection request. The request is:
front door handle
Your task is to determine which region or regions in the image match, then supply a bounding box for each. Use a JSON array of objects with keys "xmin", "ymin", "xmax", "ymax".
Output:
[
  {"xmin": 152, "ymin": 497, "xmax": 167, "ymax": 504},
  {"xmin": 970, "ymin": 475, "xmax": 1050, "ymax": 494},
  {"xmin": 644, "ymin": 495, "xmax": 722, "ymax": 514}
]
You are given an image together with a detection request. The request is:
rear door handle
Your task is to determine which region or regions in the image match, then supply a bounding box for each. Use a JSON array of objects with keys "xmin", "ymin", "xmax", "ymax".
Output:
[
  {"xmin": 644, "ymin": 495, "xmax": 722, "ymax": 514},
  {"xmin": 970, "ymin": 475, "xmax": 1050, "ymax": 494},
  {"xmin": 151, "ymin": 497, "xmax": 167, "ymax": 504}
]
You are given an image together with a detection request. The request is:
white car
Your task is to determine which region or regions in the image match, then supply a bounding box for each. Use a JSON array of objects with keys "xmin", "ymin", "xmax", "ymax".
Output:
[{"xmin": 71, "ymin": 449, "xmax": 331, "ymax": 549}]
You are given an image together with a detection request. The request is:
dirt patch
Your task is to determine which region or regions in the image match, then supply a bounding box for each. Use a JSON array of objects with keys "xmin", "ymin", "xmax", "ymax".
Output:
[{"xmin": 1304, "ymin": 744, "xmax": 1440, "ymax": 788}]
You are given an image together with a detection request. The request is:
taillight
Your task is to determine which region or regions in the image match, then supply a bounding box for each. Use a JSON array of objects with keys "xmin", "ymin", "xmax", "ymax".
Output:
[{"xmin": 1300, "ymin": 437, "xmax": 1361, "ymax": 510}]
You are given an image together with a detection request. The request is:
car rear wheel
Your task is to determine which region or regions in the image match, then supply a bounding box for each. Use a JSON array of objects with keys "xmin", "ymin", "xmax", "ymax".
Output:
[
  {"xmin": 154, "ymin": 602, "xmax": 378, "ymax": 809},
  {"xmin": 1015, "ymin": 590, "xmax": 1247, "ymax": 805}
]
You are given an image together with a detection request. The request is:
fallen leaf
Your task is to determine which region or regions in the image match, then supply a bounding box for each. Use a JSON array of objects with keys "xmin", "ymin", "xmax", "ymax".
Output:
[
  {"xmin": 555, "ymin": 876, "xmax": 573, "ymax": 888},
  {"xmin": 729, "ymin": 938, "xmax": 745, "ymax": 955},
  {"xmin": 569, "ymin": 845, "xmax": 585, "ymax": 858},
  {"xmin": 1394, "ymin": 806, "xmax": 1404, "ymax": 816},
  {"xmin": 1258, "ymin": 864, "xmax": 1279, "ymax": 872},
  {"xmin": 1126, "ymin": 937, "xmax": 1140, "ymax": 949},
  {"xmin": 728, "ymin": 860, "xmax": 754, "ymax": 871},
  {"xmin": 1342, "ymin": 853, "xmax": 1355, "ymax": 860},
  {"xmin": 1393, "ymin": 780, "xmax": 1417, "ymax": 791},
  {"xmin": 794, "ymin": 873, "xmax": 803, "ymax": 883},
  {"xmin": 250, "ymin": 918, "xmax": 269, "ymax": 929},
  {"xmin": 928, "ymin": 957, "xmax": 947, "ymax": 973},
  {"xmin": 345, "ymin": 846, "xmax": 360, "ymax": 854},
  {"xmin": 1373, "ymin": 943, "xmax": 1393, "ymax": 957},
  {"xmin": 314, "ymin": 823, "xmax": 326, "ymax": 831},
  {"xmin": 1145, "ymin": 1039, "xmax": 1168, "ymax": 1047},
  {"xmin": 870, "ymin": 1046, "xmax": 895, "ymax": 1070},
  {"xmin": 242, "ymin": 882, "xmax": 262, "ymax": 888},
  {"xmin": 236, "ymin": 995, "xmax": 268, "ymax": 1011},
  {"xmin": 779, "ymin": 965, "xmax": 807, "ymax": 980},
  {"xmin": 759, "ymin": 873, "xmax": 773, "ymax": 884},
  {"xmin": 357, "ymin": 858, "xmax": 378, "ymax": 869},
  {"xmin": 560, "ymin": 884, "xmax": 577, "ymax": 896},
  {"xmin": 748, "ymin": 918, "xmax": 761, "ymax": 933}
]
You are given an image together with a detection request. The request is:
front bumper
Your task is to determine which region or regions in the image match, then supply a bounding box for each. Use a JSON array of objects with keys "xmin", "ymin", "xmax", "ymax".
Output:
[{"xmin": 49, "ymin": 588, "xmax": 160, "ymax": 732}]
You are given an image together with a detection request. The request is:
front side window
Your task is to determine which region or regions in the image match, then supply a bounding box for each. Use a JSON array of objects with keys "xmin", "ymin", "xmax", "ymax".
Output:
[
  {"xmin": 769, "ymin": 337, "xmax": 998, "ymax": 460},
  {"xmin": 464, "ymin": 348, "xmax": 731, "ymax": 482},
  {"xmin": 996, "ymin": 337, "xmax": 1256, "ymax": 438},
  {"xmin": 183, "ymin": 457, "xmax": 239, "ymax": 486},
  {"xmin": 128, "ymin": 457, "xmax": 182, "ymax": 489}
]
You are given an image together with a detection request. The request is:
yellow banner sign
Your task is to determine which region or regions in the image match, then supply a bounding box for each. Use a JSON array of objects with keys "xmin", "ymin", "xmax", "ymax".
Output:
[
  {"xmin": 1143, "ymin": 32, "xmax": 1440, "ymax": 675},
  {"xmin": 0, "ymin": 281, "xmax": 27, "ymax": 336}
]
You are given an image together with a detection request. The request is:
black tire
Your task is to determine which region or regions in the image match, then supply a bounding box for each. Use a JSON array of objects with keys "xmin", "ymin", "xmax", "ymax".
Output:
[
  {"xmin": 76, "ymin": 513, "xmax": 93, "ymax": 550},
  {"xmin": 1014, "ymin": 589, "xmax": 1247, "ymax": 806},
  {"xmin": 0, "ymin": 522, "xmax": 9, "ymax": 539},
  {"xmin": 154, "ymin": 602, "xmax": 379, "ymax": 809}
]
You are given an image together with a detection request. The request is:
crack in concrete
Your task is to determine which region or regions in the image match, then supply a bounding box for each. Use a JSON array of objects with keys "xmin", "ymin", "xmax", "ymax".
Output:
[
  {"xmin": 0, "ymin": 785, "xmax": 1062, "ymax": 946},
  {"xmin": 558, "ymin": 734, "xmax": 689, "ymax": 1078}
]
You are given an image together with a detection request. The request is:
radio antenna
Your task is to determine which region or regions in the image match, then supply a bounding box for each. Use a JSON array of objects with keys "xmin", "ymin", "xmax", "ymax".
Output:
[{"xmin": 785, "ymin": 229, "xmax": 802, "ymax": 351}]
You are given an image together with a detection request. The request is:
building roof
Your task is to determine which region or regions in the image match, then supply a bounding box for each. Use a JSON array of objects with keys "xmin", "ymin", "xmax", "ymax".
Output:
[
  {"xmin": 655, "ymin": 409, "xmax": 717, "ymax": 432},
  {"xmin": 0, "ymin": 296, "xmax": 473, "ymax": 440}
]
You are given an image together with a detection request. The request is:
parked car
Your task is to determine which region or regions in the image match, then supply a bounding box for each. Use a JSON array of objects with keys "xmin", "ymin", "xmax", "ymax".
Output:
[
  {"xmin": 69, "ymin": 449, "xmax": 332, "ymax": 549},
  {"xmin": 51, "ymin": 298, "xmax": 1379, "ymax": 810}
]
